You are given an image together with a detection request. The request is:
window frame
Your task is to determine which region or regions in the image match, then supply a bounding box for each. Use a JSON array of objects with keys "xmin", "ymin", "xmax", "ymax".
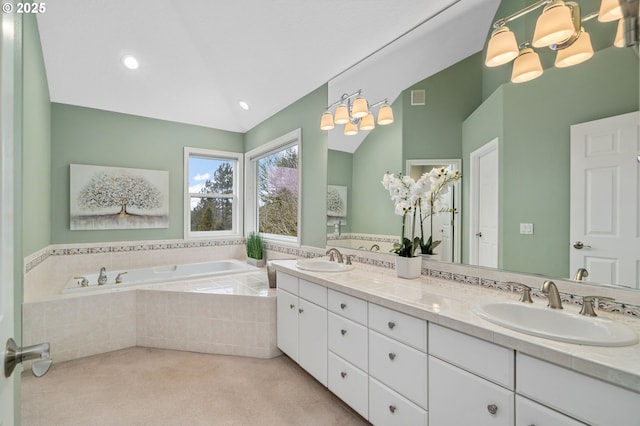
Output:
[
  {"xmin": 184, "ymin": 147, "xmax": 243, "ymax": 240},
  {"xmin": 245, "ymin": 129, "xmax": 302, "ymax": 245}
]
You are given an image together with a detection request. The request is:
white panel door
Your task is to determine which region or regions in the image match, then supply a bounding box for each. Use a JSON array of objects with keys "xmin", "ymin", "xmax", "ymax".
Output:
[
  {"xmin": 570, "ymin": 112, "xmax": 640, "ymax": 289},
  {"xmin": 0, "ymin": 9, "xmax": 17, "ymax": 425},
  {"xmin": 470, "ymin": 139, "xmax": 499, "ymax": 268}
]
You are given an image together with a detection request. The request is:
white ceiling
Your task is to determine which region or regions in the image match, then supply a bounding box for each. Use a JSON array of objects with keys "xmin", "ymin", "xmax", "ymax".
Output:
[{"xmin": 37, "ymin": 0, "xmax": 500, "ymax": 151}]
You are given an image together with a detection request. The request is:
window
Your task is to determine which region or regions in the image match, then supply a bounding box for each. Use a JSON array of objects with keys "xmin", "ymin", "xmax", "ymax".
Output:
[
  {"xmin": 184, "ymin": 148, "xmax": 243, "ymax": 239},
  {"xmin": 246, "ymin": 129, "xmax": 301, "ymax": 244}
]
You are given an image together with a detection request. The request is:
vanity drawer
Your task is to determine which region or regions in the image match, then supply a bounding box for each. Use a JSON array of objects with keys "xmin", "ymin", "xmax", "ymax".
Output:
[
  {"xmin": 298, "ymin": 279, "xmax": 327, "ymax": 308},
  {"xmin": 328, "ymin": 289, "xmax": 367, "ymax": 325},
  {"xmin": 276, "ymin": 272, "xmax": 298, "ymax": 294},
  {"xmin": 368, "ymin": 303, "xmax": 427, "ymax": 352},
  {"xmin": 328, "ymin": 312, "xmax": 368, "ymax": 371},
  {"xmin": 369, "ymin": 330, "xmax": 428, "ymax": 408},
  {"xmin": 328, "ymin": 352, "xmax": 369, "ymax": 420},
  {"xmin": 517, "ymin": 353, "xmax": 640, "ymax": 426},
  {"xmin": 369, "ymin": 377, "xmax": 428, "ymax": 426},
  {"xmin": 429, "ymin": 323, "xmax": 514, "ymax": 389},
  {"xmin": 515, "ymin": 395, "xmax": 584, "ymax": 426}
]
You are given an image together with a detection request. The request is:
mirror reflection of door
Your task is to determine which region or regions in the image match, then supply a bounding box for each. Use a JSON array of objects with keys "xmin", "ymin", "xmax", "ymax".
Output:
[
  {"xmin": 469, "ymin": 139, "xmax": 499, "ymax": 268},
  {"xmin": 406, "ymin": 159, "xmax": 461, "ymax": 263},
  {"xmin": 570, "ymin": 112, "xmax": 640, "ymax": 289}
]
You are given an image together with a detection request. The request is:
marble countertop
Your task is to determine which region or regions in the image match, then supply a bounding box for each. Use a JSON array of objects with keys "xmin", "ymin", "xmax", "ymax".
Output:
[{"xmin": 272, "ymin": 259, "xmax": 640, "ymax": 394}]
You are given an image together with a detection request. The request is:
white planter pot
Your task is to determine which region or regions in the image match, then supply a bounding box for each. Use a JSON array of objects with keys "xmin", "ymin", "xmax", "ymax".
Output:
[
  {"xmin": 395, "ymin": 256, "xmax": 422, "ymax": 279},
  {"xmin": 247, "ymin": 257, "xmax": 266, "ymax": 267}
]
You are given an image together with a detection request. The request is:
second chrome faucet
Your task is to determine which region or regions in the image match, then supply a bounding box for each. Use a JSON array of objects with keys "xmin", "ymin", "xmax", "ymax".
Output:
[{"xmin": 540, "ymin": 280, "xmax": 563, "ymax": 309}]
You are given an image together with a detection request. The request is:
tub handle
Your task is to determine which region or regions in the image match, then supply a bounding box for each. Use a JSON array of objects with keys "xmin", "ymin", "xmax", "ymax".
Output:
[{"xmin": 73, "ymin": 276, "xmax": 89, "ymax": 287}]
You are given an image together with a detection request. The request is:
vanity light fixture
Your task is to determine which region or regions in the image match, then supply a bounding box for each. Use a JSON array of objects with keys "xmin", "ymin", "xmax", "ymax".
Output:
[
  {"xmin": 485, "ymin": 0, "xmax": 639, "ymax": 83},
  {"xmin": 320, "ymin": 90, "xmax": 394, "ymax": 136}
]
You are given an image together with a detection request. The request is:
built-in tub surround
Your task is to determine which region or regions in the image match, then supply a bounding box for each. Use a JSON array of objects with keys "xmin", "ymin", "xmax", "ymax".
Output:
[
  {"xmin": 22, "ymin": 239, "xmax": 277, "ymax": 363},
  {"xmin": 272, "ymin": 259, "xmax": 640, "ymax": 394}
]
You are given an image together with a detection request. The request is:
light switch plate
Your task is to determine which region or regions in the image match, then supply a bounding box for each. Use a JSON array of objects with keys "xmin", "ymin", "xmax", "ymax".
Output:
[{"xmin": 520, "ymin": 223, "xmax": 534, "ymax": 234}]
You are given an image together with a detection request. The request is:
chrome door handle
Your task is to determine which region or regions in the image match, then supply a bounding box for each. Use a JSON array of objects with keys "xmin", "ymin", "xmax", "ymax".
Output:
[
  {"xmin": 573, "ymin": 241, "xmax": 592, "ymax": 249},
  {"xmin": 4, "ymin": 338, "xmax": 52, "ymax": 378},
  {"xmin": 476, "ymin": 232, "xmax": 482, "ymax": 237}
]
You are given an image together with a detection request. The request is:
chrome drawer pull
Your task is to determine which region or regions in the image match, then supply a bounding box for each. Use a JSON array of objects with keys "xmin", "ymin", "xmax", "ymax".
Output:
[
  {"xmin": 387, "ymin": 321, "xmax": 396, "ymax": 329},
  {"xmin": 340, "ymin": 329, "xmax": 347, "ymax": 335},
  {"xmin": 487, "ymin": 404, "xmax": 498, "ymax": 415},
  {"xmin": 298, "ymin": 308, "xmax": 304, "ymax": 314},
  {"xmin": 289, "ymin": 304, "xmax": 295, "ymax": 309},
  {"xmin": 389, "ymin": 405, "xmax": 396, "ymax": 414},
  {"xmin": 340, "ymin": 303, "xmax": 347, "ymax": 310},
  {"xmin": 340, "ymin": 371, "xmax": 347, "ymax": 378},
  {"xmin": 388, "ymin": 352, "xmax": 396, "ymax": 361}
]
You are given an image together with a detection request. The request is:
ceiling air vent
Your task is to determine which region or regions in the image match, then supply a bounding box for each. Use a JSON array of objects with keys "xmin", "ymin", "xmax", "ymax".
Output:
[{"xmin": 411, "ymin": 90, "xmax": 426, "ymax": 106}]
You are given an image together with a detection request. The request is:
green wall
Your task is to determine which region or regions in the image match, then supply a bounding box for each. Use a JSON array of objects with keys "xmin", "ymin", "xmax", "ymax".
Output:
[
  {"xmin": 351, "ymin": 96, "xmax": 404, "ymax": 237},
  {"xmin": 403, "ymin": 53, "xmax": 483, "ymax": 160},
  {"xmin": 50, "ymin": 104, "xmax": 243, "ymax": 244},
  {"xmin": 244, "ymin": 85, "xmax": 328, "ymax": 248},
  {"xmin": 464, "ymin": 46, "xmax": 639, "ymax": 277},
  {"xmin": 327, "ymin": 149, "xmax": 353, "ymax": 234},
  {"xmin": 22, "ymin": 14, "xmax": 51, "ymax": 255}
]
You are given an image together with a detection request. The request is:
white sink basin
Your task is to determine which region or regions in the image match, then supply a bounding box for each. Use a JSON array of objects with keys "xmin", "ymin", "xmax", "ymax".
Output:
[
  {"xmin": 295, "ymin": 258, "xmax": 354, "ymax": 272},
  {"xmin": 472, "ymin": 300, "xmax": 638, "ymax": 347}
]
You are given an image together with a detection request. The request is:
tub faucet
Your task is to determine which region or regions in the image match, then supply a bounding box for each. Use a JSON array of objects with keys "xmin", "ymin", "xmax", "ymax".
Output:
[
  {"xmin": 540, "ymin": 280, "xmax": 563, "ymax": 309},
  {"xmin": 115, "ymin": 272, "xmax": 128, "ymax": 284},
  {"xmin": 326, "ymin": 248, "xmax": 344, "ymax": 263},
  {"xmin": 98, "ymin": 267, "xmax": 108, "ymax": 285},
  {"xmin": 574, "ymin": 268, "xmax": 589, "ymax": 281}
]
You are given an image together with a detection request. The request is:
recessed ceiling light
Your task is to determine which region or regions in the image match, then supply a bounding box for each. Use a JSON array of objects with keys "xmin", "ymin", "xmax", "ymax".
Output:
[
  {"xmin": 238, "ymin": 100, "xmax": 250, "ymax": 111},
  {"xmin": 122, "ymin": 55, "xmax": 139, "ymax": 70}
]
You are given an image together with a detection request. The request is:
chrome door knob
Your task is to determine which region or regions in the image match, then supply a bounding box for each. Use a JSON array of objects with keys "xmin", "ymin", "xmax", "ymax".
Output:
[
  {"xmin": 487, "ymin": 404, "xmax": 498, "ymax": 415},
  {"xmin": 4, "ymin": 338, "xmax": 52, "ymax": 378}
]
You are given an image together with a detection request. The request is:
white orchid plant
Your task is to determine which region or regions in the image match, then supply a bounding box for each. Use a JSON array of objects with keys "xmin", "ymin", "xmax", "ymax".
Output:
[{"xmin": 381, "ymin": 167, "xmax": 461, "ymax": 257}]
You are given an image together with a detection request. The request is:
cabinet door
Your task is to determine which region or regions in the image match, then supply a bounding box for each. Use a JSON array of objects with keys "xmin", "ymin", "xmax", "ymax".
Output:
[
  {"xmin": 429, "ymin": 356, "xmax": 514, "ymax": 426},
  {"xmin": 299, "ymin": 299, "xmax": 327, "ymax": 386},
  {"xmin": 516, "ymin": 395, "xmax": 585, "ymax": 426},
  {"xmin": 276, "ymin": 288, "xmax": 298, "ymax": 362}
]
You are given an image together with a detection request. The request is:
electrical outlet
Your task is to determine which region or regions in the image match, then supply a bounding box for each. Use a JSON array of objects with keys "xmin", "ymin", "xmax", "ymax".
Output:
[{"xmin": 520, "ymin": 223, "xmax": 534, "ymax": 235}]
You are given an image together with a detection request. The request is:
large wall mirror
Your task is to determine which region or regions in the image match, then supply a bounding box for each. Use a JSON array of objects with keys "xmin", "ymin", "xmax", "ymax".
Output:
[{"xmin": 326, "ymin": 38, "xmax": 639, "ymax": 291}]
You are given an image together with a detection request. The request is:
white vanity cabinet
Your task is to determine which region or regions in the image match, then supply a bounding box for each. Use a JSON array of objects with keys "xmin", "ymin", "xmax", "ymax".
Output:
[
  {"xmin": 428, "ymin": 323, "xmax": 515, "ymax": 426},
  {"xmin": 326, "ymin": 289, "xmax": 369, "ymax": 419},
  {"xmin": 517, "ymin": 353, "xmax": 640, "ymax": 426},
  {"xmin": 368, "ymin": 303, "xmax": 428, "ymax": 426},
  {"xmin": 276, "ymin": 272, "xmax": 327, "ymax": 386}
]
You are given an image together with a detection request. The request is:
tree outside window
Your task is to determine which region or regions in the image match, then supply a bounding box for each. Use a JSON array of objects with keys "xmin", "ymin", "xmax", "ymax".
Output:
[{"xmin": 257, "ymin": 145, "xmax": 298, "ymax": 237}]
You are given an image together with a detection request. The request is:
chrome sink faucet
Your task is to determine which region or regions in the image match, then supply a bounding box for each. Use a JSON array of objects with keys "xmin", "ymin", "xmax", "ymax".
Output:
[
  {"xmin": 540, "ymin": 280, "xmax": 563, "ymax": 309},
  {"xmin": 574, "ymin": 268, "xmax": 589, "ymax": 281},
  {"xmin": 98, "ymin": 267, "xmax": 108, "ymax": 285},
  {"xmin": 326, "ymin": 248, "xmax": 344, "ymax": 263}
]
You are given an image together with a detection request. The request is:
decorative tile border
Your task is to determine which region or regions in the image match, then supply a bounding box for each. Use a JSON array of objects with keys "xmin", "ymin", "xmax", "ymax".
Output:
[
  {"xmin": 327, "ymin": 233, "xmax": 399, "ymax": 244},
  {"xmin": 24, "ymin": 239, "xmax": 640, "ymax": 319},
  {"xmin": 24, "ymin": 238, "xmax": 245, "ymax": 273}
]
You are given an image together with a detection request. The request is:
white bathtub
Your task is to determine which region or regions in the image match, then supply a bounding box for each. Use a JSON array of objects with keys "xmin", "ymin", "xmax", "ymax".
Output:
[{"xmin": 64, "ymin": 259, "xmax": 257, "ymax": 294}]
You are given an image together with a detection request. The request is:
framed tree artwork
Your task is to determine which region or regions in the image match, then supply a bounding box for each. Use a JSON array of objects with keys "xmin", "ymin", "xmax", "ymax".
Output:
[{"xmin": 70, "ymin": 164, "xmax": 169, "ymax": 230}]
